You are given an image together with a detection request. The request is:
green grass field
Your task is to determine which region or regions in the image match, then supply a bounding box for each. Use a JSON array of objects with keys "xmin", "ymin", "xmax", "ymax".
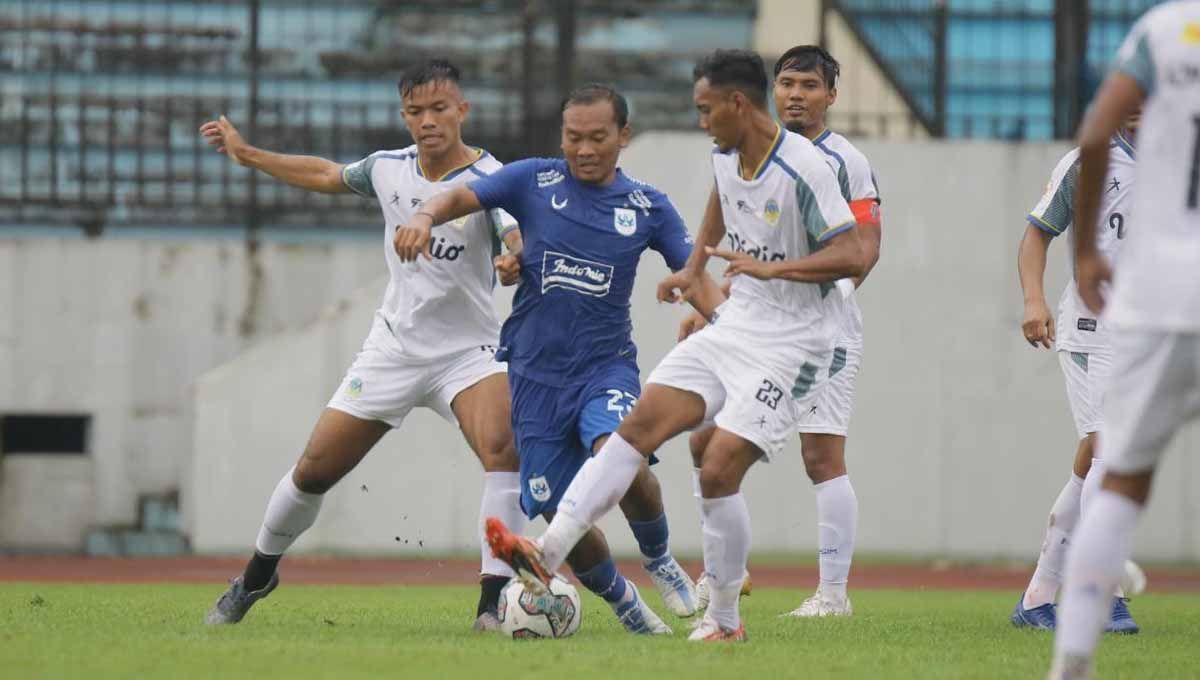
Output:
[{"xmin": 2, "ymin": 583, "xmax": 1196, "ymax": 679}]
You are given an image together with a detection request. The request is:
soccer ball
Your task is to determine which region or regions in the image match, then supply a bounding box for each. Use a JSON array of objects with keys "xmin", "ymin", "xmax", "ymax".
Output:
[{"xmin": 497, "ymin": 576, "xmax": 582, "ymax": 639}]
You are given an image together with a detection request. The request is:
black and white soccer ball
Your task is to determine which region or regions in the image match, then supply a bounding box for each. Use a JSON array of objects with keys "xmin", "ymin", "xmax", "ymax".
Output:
[{"xmin": 497, "ymin": 576, "xmax": 582, "ymax": 639}]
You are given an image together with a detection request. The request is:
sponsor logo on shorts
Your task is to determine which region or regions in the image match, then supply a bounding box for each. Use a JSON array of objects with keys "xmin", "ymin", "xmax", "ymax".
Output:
[
  {"xmin": 529, "ymin": 476, "xmax": 552, "ymax": 503},
  {"xmin": 1077, "ymin": 318, "xmax": 1098, "ymax": 332},
  {"xmin": 541, "ymin": 251, "xmax": 614, "ymax": 297},
  {"xmin": 346, "ymin": 377, "xmax": 363, "ymax": 399},
  {"xmin": 614, "ymin": 208, "xmax": 637, "ymax": 236}
]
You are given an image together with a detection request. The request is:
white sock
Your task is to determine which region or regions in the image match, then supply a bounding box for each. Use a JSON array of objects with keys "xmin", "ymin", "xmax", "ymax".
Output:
[
  {"xmin": 814, "ymin": 475, "xmax": 856, "ymax": 601},
  {"xmin": 1025, "ymin": 473, "xmax": 1085, "ymax": 608},
  {"xmin": 541, "ymin": 432, "xmax": 645, "ymax": 572},
  {"xmin": 255, "ymin": 467, "xmax": 325, "ymax": 555},
  {"xmin": 1081, "ymin": 457, "xmax": 1104, "ymax": 516},
  {"xmin": 692, "ymin": 467, "xmax": 704, "ymax": 531},
  {"xmin": 1055, "ymin": 490, "xmax": 1142, "ymax": 662},
  {"xmin": 701, "ymin": 493, "xmax": 751, "ymax": 630},
  {"xmin": 480, "ymin": 471, "xmax": 525, "ymax": 578}
]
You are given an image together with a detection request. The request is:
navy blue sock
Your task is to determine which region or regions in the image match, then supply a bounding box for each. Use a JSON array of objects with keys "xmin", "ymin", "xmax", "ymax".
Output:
[
  {"xmin": 574, "ymin": 557, "xmax": 628, "ymax": 605},
  {"xmin": 628, "ymin": 513, "xmax": 670, "ymax": 561}
]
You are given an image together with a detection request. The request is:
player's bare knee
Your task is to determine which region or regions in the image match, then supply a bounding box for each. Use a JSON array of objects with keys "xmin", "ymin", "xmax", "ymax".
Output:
[
  {"xmin": 476, "ymin": 437, "xmax": 519, "ymax": 473},
  {"xmin": 688, "ymin": 430, "xmax": 709, "ymax": 468},
  {"xmin": 292, "ymin": 458, "xmax": 334, "ymax": 495},
  {"xmin": 698, "ymin": 461, "xmax": 742, "ymax": 498}
]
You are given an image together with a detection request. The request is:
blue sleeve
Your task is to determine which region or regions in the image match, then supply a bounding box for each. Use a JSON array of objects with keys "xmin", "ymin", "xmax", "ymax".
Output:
[
  {"xmin": 651, "ymin": 199, "xmax": 695, "ymax": 271},
  {"xmin": 468, "ymin": 159, "xmax": 537, "ymax": 212}
]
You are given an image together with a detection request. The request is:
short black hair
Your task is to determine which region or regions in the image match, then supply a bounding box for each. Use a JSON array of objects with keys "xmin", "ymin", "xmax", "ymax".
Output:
[
  {"xmin": 560, "ymin": 83, "xmax": 630, "ymax": 129},
  {"xmin": 692, "ymin": 49, "xmax": 769, "ymax": 107},
  {"xmin": 774, "ymin": 45, "xmax": 840, "ymax": 89},
  {"xmin": 398, "ymin": 58, "xmax": 461, "ymax": 99}
]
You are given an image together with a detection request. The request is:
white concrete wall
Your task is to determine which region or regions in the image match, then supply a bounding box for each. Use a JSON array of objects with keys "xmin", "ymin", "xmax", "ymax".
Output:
[
  {"xmin": 184, "ymin": 132, "xmax": 1200, "ymax": 561},
  {"xmin": 0, "ymin": 236, "xmax": 382, "ymax": 548}
]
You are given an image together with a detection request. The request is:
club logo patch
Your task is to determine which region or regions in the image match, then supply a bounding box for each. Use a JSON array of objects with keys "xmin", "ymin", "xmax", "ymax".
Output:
[
  {"xmin": 346, "ymin": 377, "xmax": 363, "ymax": 399},
  {"xmin": 614, "ymin": 208, "xmax": 637, "ymax": 236},
  {"xmin": 528, "ymin": 476, "xmax": 552, "ymax": 502},
  {"xmin": 763, "ymin": 199, "xmax": 781, "ymax": 225},
  {"xmin": 541, "ymin": 251, "xmax": 614, "ymax": 297}
]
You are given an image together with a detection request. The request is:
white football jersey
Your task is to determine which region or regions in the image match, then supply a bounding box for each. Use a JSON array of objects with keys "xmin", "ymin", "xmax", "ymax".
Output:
[
  {"xmin": 712, "ymin": 127, "xmax": 856, "ymax": 328},
  {"xmin": 342, "ymin": 146, "xmax": 517, "ymax": 361},
  {"xmin": 1028, "ymin": 135, "xmax": 1136, "ymax": 352},
  {"xmin": 811, "ymin": 129, "xmax": 881, "ymax": 340},
  {"xmin": 1105, "ymin": 1, "xmax": 1200, "ymax": 331}
]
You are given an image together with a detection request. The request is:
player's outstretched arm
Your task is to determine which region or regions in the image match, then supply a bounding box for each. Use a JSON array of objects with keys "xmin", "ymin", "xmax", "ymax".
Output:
[
  {"xmin": 1017, "ymin": 223, "xmax": 1055, "ymax": 349},
  {"xmin": 657, "ymin": 186, "xmax": 728, "ymax": 306},
  {"xmin": 393, "ymin": 186, "xmax": 484, "ymax": 262},
  {"xmin": 1073, "ymin": 72, "xmax": 1143, "ymax": 313},
  {"xmin": 199, "ymin": 116, "xmax": 348, "ymax": 194},
  {"xmin": 710, "ymin": 226, "xmax": 866, "ymax": 284}
]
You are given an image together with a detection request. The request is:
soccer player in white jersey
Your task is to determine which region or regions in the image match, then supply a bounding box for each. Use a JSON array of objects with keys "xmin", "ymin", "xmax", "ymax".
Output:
[
  {"xmin": 198, "ymin": 60, "xmax": 529, "ymax": 631},
  {"xmin": 1012, "ymin": 112, "xmax": 1141, "ymax": 634},
  {"xmin": 1050, "ymin": 3, "xmax": 1200, "ymax": 678},
  {"xmin": 682, "ymin": 45, "xmax": 883, "ymax": 619},
  {"xmin": 484, "ymin": 49, "xmax": 866, "ymax": 642}
]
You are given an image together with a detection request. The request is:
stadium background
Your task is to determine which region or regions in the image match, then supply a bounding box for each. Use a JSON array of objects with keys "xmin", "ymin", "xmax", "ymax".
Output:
[{"xmin": 2, "ymin": 0, "xmax": 1195, "ymax": 566}]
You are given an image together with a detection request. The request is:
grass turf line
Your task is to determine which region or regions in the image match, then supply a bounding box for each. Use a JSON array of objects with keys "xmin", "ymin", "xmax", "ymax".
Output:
[{"xmin": 1, "ymin": 584, "xmax": 1196, "ymax": 679}]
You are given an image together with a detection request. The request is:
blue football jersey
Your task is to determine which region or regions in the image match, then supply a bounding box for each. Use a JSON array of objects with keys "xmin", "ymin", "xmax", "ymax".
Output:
[{"xmin": 468, "ymin": 158, "xmax": 693, "ymax": 386}]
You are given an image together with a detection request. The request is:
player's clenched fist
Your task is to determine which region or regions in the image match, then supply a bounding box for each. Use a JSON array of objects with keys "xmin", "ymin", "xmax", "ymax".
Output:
[
  {"xmin": 657, "ymin": 270, "xmax": 699, "ymax": 304},
  {"xmin": 199, "ymin": 115, "xmax": 249, "ymax": 166},
  {"xmin": 393, "ymin": 217, "xmax": 433, "ymax": 262},
  {"xmin": 1021, "ymin": 298, "xmax": 1056, "ymax": 349},
  {"xmin": 494, "ymin": 253, "xmax": 521, "ymax": 286}
]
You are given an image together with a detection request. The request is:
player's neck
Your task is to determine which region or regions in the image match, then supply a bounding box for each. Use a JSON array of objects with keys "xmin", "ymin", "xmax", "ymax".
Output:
[
  {"xmin": 803, "ymin": 123, "xmax": 828, "ymax": 142},
  {"xmin": 737, "ymin": 113, "xmax": 782, "ymax": 181},
  {"xmin": 418, "ymin": 142, "xmax": 480, "ymax": 182}
]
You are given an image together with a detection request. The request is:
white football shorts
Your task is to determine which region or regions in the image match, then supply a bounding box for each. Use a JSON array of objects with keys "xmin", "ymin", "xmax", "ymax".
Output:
[
  {"xmin": 648, "ymin": 304, "xmax": 833, "ymax": 461},
  {"xmin": 1101, "ymin": 331, "xmax": 1200, "ymax": 474},
  {"xmin": 1057, "ymin": 348, "xmax": 1113, "ymax": 440},
  {"xmin": 327, "ymin": 314, "xmax": 506, "ymax": 428},
  {"xmin": 796, "ymin": 335, "xmax": 862, "ymax": 437}
]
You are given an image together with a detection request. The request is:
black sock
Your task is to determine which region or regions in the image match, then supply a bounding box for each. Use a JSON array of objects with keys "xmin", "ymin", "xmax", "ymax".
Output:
[
  {"xmin": 242, "ymin": 551, "xmax": 281, "ymax": 592},
  {"xmin": 477, "ymin": 575, "xmax": 511, "ymax": 616}
]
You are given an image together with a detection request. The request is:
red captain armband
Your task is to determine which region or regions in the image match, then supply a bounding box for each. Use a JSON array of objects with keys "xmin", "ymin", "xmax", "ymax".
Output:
[{"xmin": 849, "ymin": 198, "xmax": 881, "ymax": 228}]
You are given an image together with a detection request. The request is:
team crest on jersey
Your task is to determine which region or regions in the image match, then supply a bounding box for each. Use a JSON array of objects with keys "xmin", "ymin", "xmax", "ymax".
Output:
[
  {"xmin": 541, "ymin": 251, "xmax": 614, "ymax": 297},
  {"xmin": 346, "ymin": 377, "xmax": 363, "ymax": 399},
  {"xmin": 528, "ymin": 476, "xmax": 552, "ymax": 502},
  {"xmin": 447, "ymin": 216, "xmax": 469, "ymax": 230},
  {"xmin": 614, "ymin": 208, "xmax": 637, "ymax": 236},
  {"xmin": 1183, "ymin": 22, "xmax": 1200, "ymax": 44},
  {"xmin": 763, "ymin": 199, "xmax": 781, "ymax": 226}
]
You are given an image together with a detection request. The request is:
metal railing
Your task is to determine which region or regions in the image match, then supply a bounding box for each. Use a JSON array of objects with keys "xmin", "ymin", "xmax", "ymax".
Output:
[
  {"xmin": 1, "ymin": 0, "xmax": 755, "ymax": 232},
  {"xmin": 826, "ymin": 0, "xmax": 1164, "ymax": 140}
]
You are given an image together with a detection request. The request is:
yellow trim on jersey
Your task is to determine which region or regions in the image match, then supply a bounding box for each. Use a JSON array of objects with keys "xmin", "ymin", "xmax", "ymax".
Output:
[
  {"xmin": 742, "ymin": 124, "xmax": 782, "ymax": 181},
  {"xmin": 1028, "ymin": 213, "xmax": 1066, "ymax": 235},
  {"xmin": 420, "ymin": 147, "xmax": 484, "ymax": 182},
  {"xmin": 817, "ymin": 218, "xmax": 855, "ymax": 241}
]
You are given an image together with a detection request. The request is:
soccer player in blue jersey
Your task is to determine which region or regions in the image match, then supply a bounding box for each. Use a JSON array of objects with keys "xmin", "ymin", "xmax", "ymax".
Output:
[{"xmin": 394, "ymin": 84, "xmax": 715, "ymax": 633}]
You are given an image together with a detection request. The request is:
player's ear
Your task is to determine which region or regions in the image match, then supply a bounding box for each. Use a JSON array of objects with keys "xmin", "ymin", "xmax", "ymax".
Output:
[
  {"xmin": 827, "ymin": 86, "xmax": 838, "ymax": 108},
  {"xmin": 618, "ymin": 124, "xmax": 632, "ymax": 149},
  {"xmin": 458, "ymin": 98, "xmax": 470, "ymax": 122}
]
